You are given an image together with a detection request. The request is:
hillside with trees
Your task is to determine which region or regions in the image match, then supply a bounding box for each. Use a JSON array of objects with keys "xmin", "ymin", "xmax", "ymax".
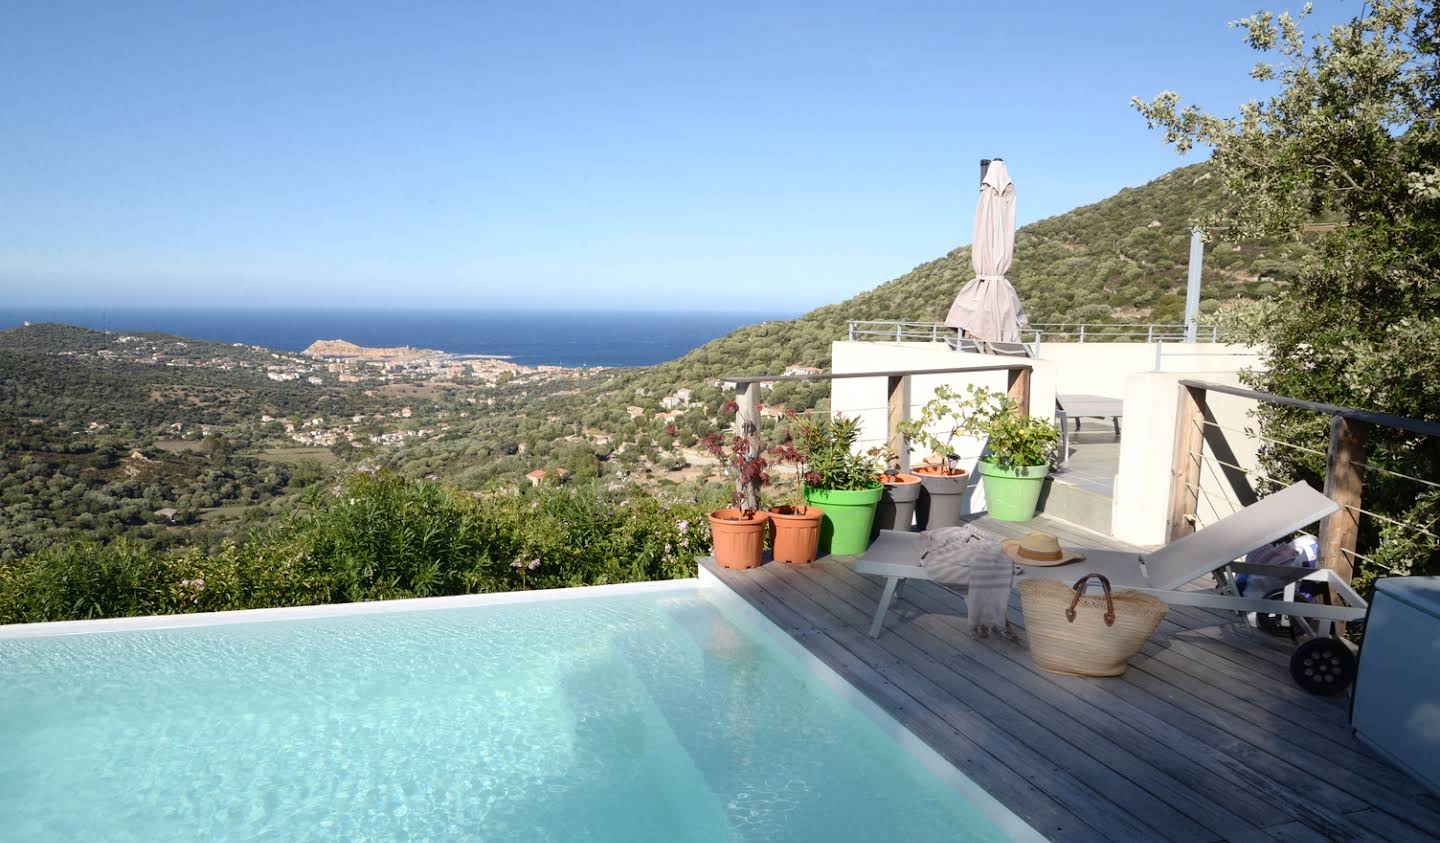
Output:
[
  {"xmin": 0, "ymin": 160, "xmax": 1319, "ymax": 564},
  {"xmin": 588, "ymin": 161, "xmax": 1314, "ymax": 411}
]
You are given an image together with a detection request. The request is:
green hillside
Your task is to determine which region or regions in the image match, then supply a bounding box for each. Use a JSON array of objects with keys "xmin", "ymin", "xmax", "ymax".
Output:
[
  {"xmin": 0, "ymin": 324, "xmax": 380, "ymax": 430},
  {"xmin": 357, "ymin": 161, "xmax": 1321, "ymax": 490},
  {"xmin": 609, "ymin": 162, "xmax": 1310, "ymax": 395}
]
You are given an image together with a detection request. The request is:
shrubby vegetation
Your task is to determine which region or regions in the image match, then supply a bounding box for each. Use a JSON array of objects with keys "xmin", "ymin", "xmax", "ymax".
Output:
[
  {"xmin": 0, "ymin": 472, "xmax": 715, "ymax": 624},
  {"xmin": 0, "ymin": 417, "xmax": 299, "ymax": 561}
]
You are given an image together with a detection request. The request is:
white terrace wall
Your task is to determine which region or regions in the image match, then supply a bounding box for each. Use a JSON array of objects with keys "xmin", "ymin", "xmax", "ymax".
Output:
[
  {"xmin": 829, "ymin": 341, "xmax": 1057, "ymax": 514},
  {"xmin": 1111, "ymin": 371, "xmax": 1264, "ymax": 547},
  {"xmin": 1036, "ymin": 342, "xmax": 1259, "ymax": 399}
]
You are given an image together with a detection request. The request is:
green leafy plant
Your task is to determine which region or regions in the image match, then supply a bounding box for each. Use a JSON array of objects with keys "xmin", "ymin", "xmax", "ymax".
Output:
[
  {"xmin": 897, "ymin": 384, "xmax": 990, "ymax": 474},
  {"xmin": 701, "ymin": 400, "xmax": 770, "ymax": 517},
  {"xmin": 983, "ymin": 406, "xmax": 1062, "ymax": 470},
  {"xmin": 795, "ymin": 414, "xmax": 882, "ymax": 491},
  {"xmin": 956, "ymin": 387, "xmax": 1060, "ymax": 470},
  {"xmin": 767, "ymin": 433, "xmax": 812, "ymax": 513}
]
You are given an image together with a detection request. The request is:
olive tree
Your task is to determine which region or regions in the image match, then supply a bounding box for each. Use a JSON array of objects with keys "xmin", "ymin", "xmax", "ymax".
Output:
[{"xmin": 1133, "ymin": 1, "xmax": 1439, "ymax": 584}]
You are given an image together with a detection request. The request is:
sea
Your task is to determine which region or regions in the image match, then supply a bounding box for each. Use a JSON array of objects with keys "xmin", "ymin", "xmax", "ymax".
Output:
[{"xmin": 0, "ymin": 308, "xmax": 793, "ymax": 368}]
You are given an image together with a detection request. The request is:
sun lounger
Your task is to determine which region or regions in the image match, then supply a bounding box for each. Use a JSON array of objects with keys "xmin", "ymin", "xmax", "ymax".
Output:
[
  {"xmin": 944, "ymin": 336, "xmax": 984, "ymax": 353},
  {"xmin": 983, "ymin": 340, "xmax": 1034, "ymax": 357},
  {"xmin": 855, "ymin": 481, "xmax": 1369, "ymax": 690}
]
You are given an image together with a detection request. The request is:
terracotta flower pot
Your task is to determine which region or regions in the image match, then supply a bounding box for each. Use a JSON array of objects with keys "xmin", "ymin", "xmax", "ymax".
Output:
[
  {"xmin": 873, "ymin": 473, "xmax": 922, "ymax": 538},
  {"xmin": 708, "ymin": 509, "xmax": 770, "ymax": 569},
  {"xmin": 767, "ymin": 505, "xmax": 824, "ymax": 564},
  {"xmin": 913, "ymin": 465, "xmax": 971, "ymax": 530}
]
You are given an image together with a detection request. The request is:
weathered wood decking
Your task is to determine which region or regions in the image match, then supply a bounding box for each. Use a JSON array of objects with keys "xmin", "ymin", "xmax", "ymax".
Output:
[{"xmin": 701, "ymin": 514, "xmax": 1440, "ymax": 843}]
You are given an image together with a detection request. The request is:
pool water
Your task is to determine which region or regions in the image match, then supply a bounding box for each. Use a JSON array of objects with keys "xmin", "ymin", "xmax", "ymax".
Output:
[{"xmin": 0, "ymin": 587, "xmax": 1025, "ymax": 841}]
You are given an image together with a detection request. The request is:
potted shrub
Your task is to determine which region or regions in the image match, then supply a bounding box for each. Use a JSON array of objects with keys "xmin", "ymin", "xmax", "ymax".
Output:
[
  {"xmin": 968, "ymin": 388, "xmax": 1062, "ymax": 521},
  {"xmin": 870, "ymin": 447, "xmax": 922, "ymax": 537},
  {"xmin": 702, "ymin": 426, "xmax": 770, "ymax": 569},
  {"xmin": 796, "ymin": 415, "xmax": 883, "ymax": 556},
  {"xmin": 766, "ymin": 435, "xmax": 825, "ymax": 563},
  {"xmin": 896, "ymin": 385, "xmax": 976, "ymax": 529}
]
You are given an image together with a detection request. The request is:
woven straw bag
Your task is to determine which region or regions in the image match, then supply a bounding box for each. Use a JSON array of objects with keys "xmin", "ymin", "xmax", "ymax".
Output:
[{"xmin": 1019, "ymin": 573, "xmax": 1167, "ymax": 677}]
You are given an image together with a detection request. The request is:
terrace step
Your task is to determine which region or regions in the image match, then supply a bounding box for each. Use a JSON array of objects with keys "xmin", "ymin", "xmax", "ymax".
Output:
[{"xmin": 1035, "ymin": 475, "xmax": 1113, "ymax": 536}]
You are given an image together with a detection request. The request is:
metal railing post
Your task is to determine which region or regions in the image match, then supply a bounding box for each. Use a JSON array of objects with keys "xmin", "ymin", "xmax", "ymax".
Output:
[
  {"xmin": 1153, "ymin": 340, "xmax": 1163, "ymax": 371},
  {"xmin": 895, "ymin": 323, "xmax": 902, "ymax": 344},
  {"xmin": 848, "ymin": 321, "xmax": 856, "ymax": 341},
  {"xmin": 1079, "ymin": 324, "xmax": 1086, "ymax": 343},
  {"xmin": 1147, "ymin": 325, "xmax": 1154, "ymax": 343}
]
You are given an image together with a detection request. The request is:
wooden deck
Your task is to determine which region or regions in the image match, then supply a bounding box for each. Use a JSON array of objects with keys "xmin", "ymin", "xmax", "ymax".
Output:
[{"xmin": 701, "ymin": 514, "xmax": 1440, "ymax": 842}]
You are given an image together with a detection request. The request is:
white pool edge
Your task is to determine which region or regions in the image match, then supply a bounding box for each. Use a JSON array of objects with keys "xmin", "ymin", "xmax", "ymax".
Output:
[
  {"xmin": 698, "ymin": 565, "xmax": 1048, "ymax": 843},
  {"xmin": 0, "ymin": 578, "xmax": 699, "ymax": 639}
]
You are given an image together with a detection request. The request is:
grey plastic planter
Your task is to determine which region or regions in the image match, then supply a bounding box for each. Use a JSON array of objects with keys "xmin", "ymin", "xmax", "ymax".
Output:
[
  {"xmin": 872, "ymin": 474, "xmax": 922, "ymax": 538},
  {"xmin": 915, "ymin": 469, "xmax": 971, "ymax": 530}
]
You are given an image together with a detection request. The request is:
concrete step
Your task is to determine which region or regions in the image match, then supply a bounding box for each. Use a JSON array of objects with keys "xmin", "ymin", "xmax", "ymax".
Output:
[{"xmin": 1036, "ymin": 476, "xmax": 1113, "ymax": 536}]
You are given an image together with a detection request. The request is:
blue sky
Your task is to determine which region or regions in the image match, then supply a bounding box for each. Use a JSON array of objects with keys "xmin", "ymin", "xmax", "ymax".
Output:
[{"xmin": 0, "ymin": 1, "xmax": 1356, "ymax": 311}]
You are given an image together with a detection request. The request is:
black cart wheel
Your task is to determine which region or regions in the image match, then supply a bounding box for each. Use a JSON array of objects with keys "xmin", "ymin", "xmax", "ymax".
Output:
[
  {"xmin": 1256, "ymin": 590, "xmax": 1301, "ymax": 639},
  {"xmin": 1289, "ymin": 638, "xmax": 1356, "ymax": 695},
  {"xmin": 1255, "ymin": 608, "xmax": 1290, "ymax": 634}
]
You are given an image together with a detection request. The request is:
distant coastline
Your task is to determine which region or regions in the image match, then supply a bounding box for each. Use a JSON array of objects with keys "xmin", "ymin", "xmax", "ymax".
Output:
[{"xmin": 0, "ymin": 307, "xmax": 793, "ymax": 368}]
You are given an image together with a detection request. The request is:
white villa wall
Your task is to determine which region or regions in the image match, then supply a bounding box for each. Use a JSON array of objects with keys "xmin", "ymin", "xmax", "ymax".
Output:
[
  {"xmin": 1037, "ymin": 342, "xmax": 1259, "ymax": 398},
  {"xmin": 829, "ymin": 339, "xmax": 1268, "ymax": 541},
  {"xmin": 829, "ymin": 341, "xmax": 1057, "ymax": 513},
  {"xmin": 1111, "ymin": 371, "xmax": 1264, "ymax": 547}
]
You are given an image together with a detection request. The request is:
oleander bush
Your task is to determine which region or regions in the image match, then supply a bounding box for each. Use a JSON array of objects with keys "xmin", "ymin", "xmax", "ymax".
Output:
[{"xmin": 0, "ymin": 472, "xmax": 713, "ymax": 624}]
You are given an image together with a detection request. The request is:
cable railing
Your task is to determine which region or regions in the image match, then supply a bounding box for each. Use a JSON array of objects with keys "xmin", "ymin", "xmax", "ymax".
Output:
[
  {"xmin": 845, "ymin": 319, "xmax": 1223, "ymax": 345},
  {"xmin": 1168, "ymin": 380, "xmax": 1440, "ymax": 587}
]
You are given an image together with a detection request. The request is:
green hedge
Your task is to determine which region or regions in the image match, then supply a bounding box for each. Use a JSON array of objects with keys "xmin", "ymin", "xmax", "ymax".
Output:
[{"xmin": 0, "ymin": 473, "xmax": 713, "ymax": 625}]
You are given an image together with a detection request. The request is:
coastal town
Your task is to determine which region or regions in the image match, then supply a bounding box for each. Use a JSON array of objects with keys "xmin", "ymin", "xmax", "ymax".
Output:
[{"xmin": 47, "ymin": 329, "xmax": 604, "ymax": 390}]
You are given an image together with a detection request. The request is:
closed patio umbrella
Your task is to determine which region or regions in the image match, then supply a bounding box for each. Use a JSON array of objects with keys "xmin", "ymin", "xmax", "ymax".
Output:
[{"xmin": 944, "ymin": 159, "xmax": 1027, "ymax": 342}]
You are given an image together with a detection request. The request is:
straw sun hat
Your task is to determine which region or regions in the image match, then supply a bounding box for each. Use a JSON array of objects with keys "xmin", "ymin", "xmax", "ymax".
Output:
[{"xmin": 1001, "ymin": 532, "xmax": 1085, "ymax": 567}]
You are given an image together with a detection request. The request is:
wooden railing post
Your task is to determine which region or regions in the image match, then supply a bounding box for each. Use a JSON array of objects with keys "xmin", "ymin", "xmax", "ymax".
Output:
[
  {"xmin": 1319, "ymin": 415, "xmax": 1367, "ymax": 584},
  {"xmin": 1167, "ymin": 383, "xmax": 1207, "ymax": 541},
  {"xmin": 886, "ymin": 375, "xmax": 910, "ymax": 472},
  {"xmin": 1006, "ymin": 366, "xmax": 1031, "ymax": 417},
  {"xmin": 733, "ymin": 382, "xmax": 762, "ymax": 511}
]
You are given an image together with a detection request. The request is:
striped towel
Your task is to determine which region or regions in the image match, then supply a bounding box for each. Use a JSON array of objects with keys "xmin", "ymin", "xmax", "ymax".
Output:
[{"xmin": 920, "ymin": 525, "xmax": 1020, "ymax": 640}]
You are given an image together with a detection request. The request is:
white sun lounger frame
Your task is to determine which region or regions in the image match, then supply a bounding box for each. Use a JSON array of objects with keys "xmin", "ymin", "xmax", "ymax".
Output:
[{"xmin": 855, "ymin": 481, "xmax": 1369, "ymax": 640}]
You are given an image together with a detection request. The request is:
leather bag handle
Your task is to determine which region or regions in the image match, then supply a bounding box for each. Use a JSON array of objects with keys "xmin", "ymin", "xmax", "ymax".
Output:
[{"xmin": 1065, "ymin": 573, "xmax": 1116, "ymax": 627}]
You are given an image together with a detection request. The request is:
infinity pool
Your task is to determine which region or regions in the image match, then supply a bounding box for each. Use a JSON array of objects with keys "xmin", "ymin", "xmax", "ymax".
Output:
[{"xmin": 0, "ymin": 583, "xmax": 1033, "ymax": 841}]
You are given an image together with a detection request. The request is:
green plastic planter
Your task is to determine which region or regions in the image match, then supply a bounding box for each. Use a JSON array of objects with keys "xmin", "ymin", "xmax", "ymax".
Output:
[
  {"xmin": 803, "ymin": 483, "xmax": 883, "ymax": 555},
  {"xmin": 978, "ymin": 460, "xmax": 1050, "ymax": 521}
]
